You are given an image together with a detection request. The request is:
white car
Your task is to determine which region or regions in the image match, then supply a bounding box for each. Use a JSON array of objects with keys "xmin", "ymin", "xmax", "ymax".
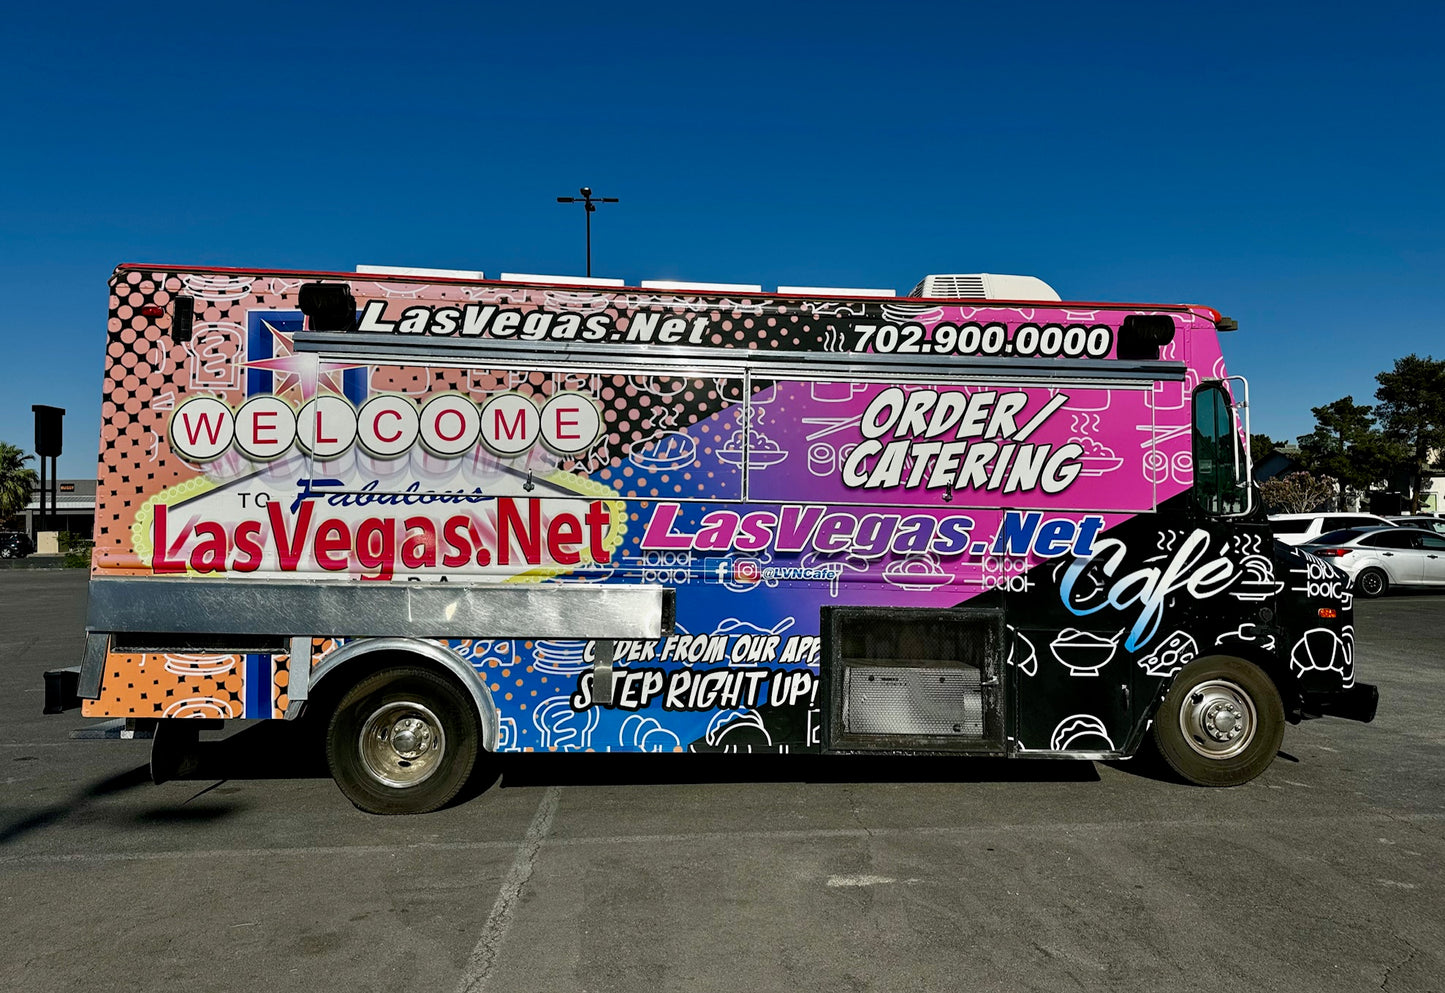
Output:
[
  {"xmin": 1303, "ymin": 526, "xmax": 1445, "ymax": 597},
  {"xmin": 1384, "ymin": 515, "xmax": 1445, "ymax": 536},
  {"xmin": 1267, "ymin": 512, "xmax": 1397, "ymax": 546}
]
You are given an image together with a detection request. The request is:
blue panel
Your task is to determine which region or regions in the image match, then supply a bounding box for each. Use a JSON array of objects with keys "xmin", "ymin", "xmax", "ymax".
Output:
[
  {"xmin": 245, "ymin": 311, "xmax": 305, "ymax": 398},
  {"xmin": 343, "ymin": 366, "xmax": 368, "ymax": 406},
  {"xmin": 244, "ymin": 653, "xmax": 269, "ymax": 718}
]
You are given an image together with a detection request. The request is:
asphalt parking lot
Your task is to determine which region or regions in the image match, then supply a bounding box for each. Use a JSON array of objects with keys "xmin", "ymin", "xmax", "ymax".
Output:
[{"xmin": 1, "ymin": 571, "xmax": 1442, "ymax": 993}]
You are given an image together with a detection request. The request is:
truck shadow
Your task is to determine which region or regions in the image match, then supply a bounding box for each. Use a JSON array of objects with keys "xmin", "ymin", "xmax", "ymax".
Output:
[
  {"xmin": 491, "ymin": 752, "xmax": 1103, "ymax": 791},
  {"xmin": 124, "ymin": 722, "xmax": 1115, "ymax": 805},
  {"xmin": 160, "ymin": 720, "xmax": 1220, "ymax": 796},
  {"xmin": 0, "ymin": 764, "xmax": 152, "ymax": 846},
  {"xmin": 178, "ymin": 721, "xmax": 1110, "ymax": 790},
  {"xmin": 2, "ymin": 724, "xmax": 1193, "ymax": 841}
]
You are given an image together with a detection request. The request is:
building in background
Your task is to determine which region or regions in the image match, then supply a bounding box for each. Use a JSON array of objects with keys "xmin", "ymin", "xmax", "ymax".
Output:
[
  {"xmin": 22, "ymin": 479, "xmax": 96, "ymax": 537},
  {"xmin": 1253, "ymin": 443, "xmax": 1302, "ymax": 483}
]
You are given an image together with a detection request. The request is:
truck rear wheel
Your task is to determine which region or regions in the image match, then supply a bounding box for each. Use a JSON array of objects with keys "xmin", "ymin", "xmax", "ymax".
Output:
[
  {"xmin": 326, "ymin": 665, "xmax": 480, "ymax": 814},
  {"xmin": 1151, "ymin": 657, "xmax": 1284, "ymax": 787}
]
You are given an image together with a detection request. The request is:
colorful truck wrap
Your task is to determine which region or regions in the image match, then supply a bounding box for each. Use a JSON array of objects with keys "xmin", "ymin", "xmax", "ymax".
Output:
[{"xmin": 72, "ymin": 265, "xmax": 1378, "ymax": 812}]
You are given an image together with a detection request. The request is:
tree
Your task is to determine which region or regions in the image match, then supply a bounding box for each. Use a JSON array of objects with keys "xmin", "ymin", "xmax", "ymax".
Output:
[
  {"xmin": 1374, "ymin": 355, "xmax": 1445, "ymax": 513},
  {"xmin": 1249, "ymin": 433, "xmax": 1281, "ymax": 467},
  {"xmin": 1295, "ymin": 396, "xmax": 1388, "ymax": 510},
  {"xmin": 0, "ymin": 442, "xmax": 39, "ymax": 525},
  {"xmin": 1260, "ymin": 471, "xmax": 1338, "ymax": 514}
]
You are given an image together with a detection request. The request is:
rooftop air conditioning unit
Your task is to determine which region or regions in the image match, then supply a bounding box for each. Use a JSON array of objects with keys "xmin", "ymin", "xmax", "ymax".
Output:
[{"xmin": 909, "ymin": 273, "xmax": 1060, "ymax": 301}]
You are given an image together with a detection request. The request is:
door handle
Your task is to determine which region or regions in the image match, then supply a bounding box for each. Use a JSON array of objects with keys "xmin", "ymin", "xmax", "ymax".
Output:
[
  {"xmin": 1383, "ymin": 552, "xmax": 1394, "ymax": 556},
  {"xmin": 980, "ymin": 675, "xmax": 1000, "ymax": 688}
]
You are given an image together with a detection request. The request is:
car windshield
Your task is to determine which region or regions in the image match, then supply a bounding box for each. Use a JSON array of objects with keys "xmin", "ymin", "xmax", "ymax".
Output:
[{"xmin": 1312, "ymin": 528, "xmax": 1371, "ymax": 545}]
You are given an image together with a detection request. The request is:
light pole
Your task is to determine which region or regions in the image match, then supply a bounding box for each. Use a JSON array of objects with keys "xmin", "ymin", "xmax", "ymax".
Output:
[{"xmin": 556, "ymin": 187, "xmax": 619, "ymax": 277}]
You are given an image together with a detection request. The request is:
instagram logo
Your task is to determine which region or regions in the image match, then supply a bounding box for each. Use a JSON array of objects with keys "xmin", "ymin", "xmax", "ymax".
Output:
[{"xmin": 732, "ymin": 559, "xmax": 762, "ymax": 584}]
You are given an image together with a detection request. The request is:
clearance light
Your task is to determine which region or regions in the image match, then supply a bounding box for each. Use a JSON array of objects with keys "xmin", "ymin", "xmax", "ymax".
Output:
[
  {"xmin": 173, "ymin": 295, "xmax": 194, "ymax": 343},
  {"xmin": 140, "ymin": 304, "xmax": 165, "ymax": 317},
  {"xmin": 1318, "ymin": 608, "xmax": 1337, "ymax": 619}
]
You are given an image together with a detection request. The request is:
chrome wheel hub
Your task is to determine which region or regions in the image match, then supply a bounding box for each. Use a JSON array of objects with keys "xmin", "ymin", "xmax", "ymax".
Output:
[
  {"xmin": 1180, "ymin": 680, "xmax": 1257, "ymax": 760},
  {"xmin": 1203, "ymin": 701, "xmax": 1243, "ymax": 741},
  {"xmin": 359, "ymin": 700, "xmax": 446, "ymax": 789}
]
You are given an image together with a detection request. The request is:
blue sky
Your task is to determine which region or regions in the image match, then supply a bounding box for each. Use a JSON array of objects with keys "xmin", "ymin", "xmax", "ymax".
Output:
[{"xmin": 2, "ymin": 0, "xmax": 1441, "ymax": 478}]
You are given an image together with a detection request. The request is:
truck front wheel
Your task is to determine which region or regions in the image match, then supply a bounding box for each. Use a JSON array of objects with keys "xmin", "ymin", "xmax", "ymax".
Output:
[
  {"xmin": 326, "ymin": 665, "xmax": 480, "ymax": 814},
  {"xmin": 1151, "ymin": 657, "xmax": 1284, "ymax": 787}
]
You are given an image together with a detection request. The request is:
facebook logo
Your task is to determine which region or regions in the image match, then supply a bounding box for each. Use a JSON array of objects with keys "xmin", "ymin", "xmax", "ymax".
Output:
[
  {"xmin": 702, "ymin": 557, "xmax": 733, "ymax": 584},
  {"xmin": 702, "ymin": 557, "xmax": 762, "ymax": 585}
]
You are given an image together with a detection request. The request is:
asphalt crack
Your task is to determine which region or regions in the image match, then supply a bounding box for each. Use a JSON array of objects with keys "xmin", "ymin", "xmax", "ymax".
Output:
[{"xmin": 1379, "ymin": 940, "xmax": 1419, "ymax": 991}]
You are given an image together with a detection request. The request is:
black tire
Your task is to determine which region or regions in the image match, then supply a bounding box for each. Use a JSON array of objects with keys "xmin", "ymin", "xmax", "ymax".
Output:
[
  {"xmin": 1151, "ymin": 656, "xmax": 1285, "ymax": 787},
  {"xmin": 326, "ymin": 665, "xmax": 480, "ymax": 814},
  {"xmin": 1355, "ymin": 568, "xmax": 1389, "ymax": 599}
]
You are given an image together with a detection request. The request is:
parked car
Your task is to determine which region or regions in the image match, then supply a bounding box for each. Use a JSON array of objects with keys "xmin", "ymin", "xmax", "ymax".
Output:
[
  {"xmin": 1267, "ymin": 512, "xmax": 1397, "ymax": 546},
  {"xmin": 1384, "ymin": 515, "xmax": 1445, "ymax": 536},
  {"xmin": 1301, "ymin": 526, "xmax": 1445, "ymax": 597},
  {"xmin": 0, "ymin": 532, "xmax": 35, "ymax": 558}
]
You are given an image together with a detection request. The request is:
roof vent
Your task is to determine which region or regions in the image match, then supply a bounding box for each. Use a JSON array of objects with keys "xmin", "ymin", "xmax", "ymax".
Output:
[
  {"xmin": 776, "ymin": 285, "xmax": 896, "ymax": 298},
  {"xmin": 499, "ymin": 273, "xmax": 625, "ymax": 287},
  {"xmin": 356, "ymin": 264, "xmax": 486, "ymax": 280},
  {"xmin": 640, "ymin": 279, "xmax": 763, "ymax": 293},
  {"xmin": 909, "ymin": 273, "xmax": 1060, "ymax": 301}
]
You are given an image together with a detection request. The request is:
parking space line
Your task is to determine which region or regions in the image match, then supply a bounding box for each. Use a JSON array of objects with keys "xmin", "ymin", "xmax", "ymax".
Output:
[
  {"xmin": 455, "ymin": 785, "xmax": 561, "ymax": 993},
  {"xmin": 0, "ymin": 840, "xmax": 519, "ymax": 867},
  {"xmin": 2, "ymin": 810, "xmax": 1440, "ymax": 869}
]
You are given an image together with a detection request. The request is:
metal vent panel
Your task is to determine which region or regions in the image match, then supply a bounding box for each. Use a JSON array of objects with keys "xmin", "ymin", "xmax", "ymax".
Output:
[
  {"xmin": 843, "ymin": 665, "xmax": 984, "ymax": 737},
  {"xmin": 823, "ymin": 606, "xmax": 1004, "ymax": 754}
]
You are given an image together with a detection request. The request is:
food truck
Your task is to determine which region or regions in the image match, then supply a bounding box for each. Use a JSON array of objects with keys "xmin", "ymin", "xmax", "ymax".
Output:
[{"xmin": 54, "ymin": 264, "xmax": 1378, "ymax": 813}]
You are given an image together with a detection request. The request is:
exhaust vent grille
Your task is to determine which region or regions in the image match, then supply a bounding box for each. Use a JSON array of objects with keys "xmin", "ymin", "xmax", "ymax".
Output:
[
  {"xmin": 911, "ymin": 274, "xmax": 987, "ymax": 298},
  {"xmin": 909, "ymin": 273, "xmax": 1061, "ymax": 301}
]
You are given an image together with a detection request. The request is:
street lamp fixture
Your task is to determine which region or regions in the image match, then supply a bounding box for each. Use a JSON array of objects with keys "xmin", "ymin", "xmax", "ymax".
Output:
[{"xmin": 555, "ymin": 186, "xmax": 619, "ymax": 277}]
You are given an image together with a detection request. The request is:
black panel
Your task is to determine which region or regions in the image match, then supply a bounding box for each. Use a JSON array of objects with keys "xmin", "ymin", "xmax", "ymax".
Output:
[
  {"xmin": 108, "ymin": 632, "xmax": 289, "ymax": 654},
  {"xmin": 299, "ymin": 282, "xmax": 358, "ymax": 332},
  {"xmin": 1117, "ymin": 314, "xmax": 1176, "ymax": 360}
]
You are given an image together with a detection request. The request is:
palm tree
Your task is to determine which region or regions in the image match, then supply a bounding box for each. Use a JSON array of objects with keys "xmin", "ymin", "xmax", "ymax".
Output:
[{"xmin": 0, "ymin": 442, "xmax": 39, "ymax": 526}]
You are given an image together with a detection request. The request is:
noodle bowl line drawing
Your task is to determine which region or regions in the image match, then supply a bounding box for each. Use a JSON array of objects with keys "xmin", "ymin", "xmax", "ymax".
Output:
[{"xmin": 1049, "ymin": 628, "xmax": 1122, "ymax": 676}]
